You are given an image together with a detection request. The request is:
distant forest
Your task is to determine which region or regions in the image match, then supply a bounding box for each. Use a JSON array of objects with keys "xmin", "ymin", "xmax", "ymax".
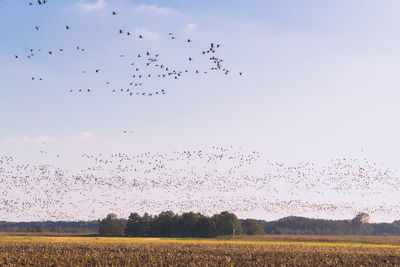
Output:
[
  {"xmin": 1, "ymin": 212, "xmax": 400, "ymax": 236},
  {"xmin": 0, "ymin": 220, "xmax": 99, "ymax": 233}
]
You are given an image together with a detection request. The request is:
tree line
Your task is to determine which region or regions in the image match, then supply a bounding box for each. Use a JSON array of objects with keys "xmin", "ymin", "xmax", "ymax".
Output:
[
  {"xmin": 260, "ymin": 213, "xmax": 400, "ymax": 236},
  {"xmin": 98, "ymin": 211, "xmax": 254, "ymax": 237},
  {"xmin": 2, "ymin": 212, "xmax": 400, "ymax": 237},
  {"xmin": 0, "ymin": 220, "xmax": 99, "ymax": 233},
  {"xmin": 98, "ymin": 212, "xmax": 400, "ymax": 237}
]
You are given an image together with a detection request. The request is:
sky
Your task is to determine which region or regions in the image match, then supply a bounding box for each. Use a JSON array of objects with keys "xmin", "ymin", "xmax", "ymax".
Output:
[{"xmin": 2, "ymin": 0, "xmax": 400, "ymax": 222}]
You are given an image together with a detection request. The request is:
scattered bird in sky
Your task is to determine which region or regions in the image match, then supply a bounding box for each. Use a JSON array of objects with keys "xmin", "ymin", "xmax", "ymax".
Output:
[{"xmin": 12, "ymin": 6, "xmax": 243, "ymax": 102}]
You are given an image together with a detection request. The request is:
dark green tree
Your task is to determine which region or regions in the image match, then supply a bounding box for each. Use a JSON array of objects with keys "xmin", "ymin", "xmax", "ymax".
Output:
[
  {"xmin": 150, "ymin": 211, "xmax": 178, "ymax": 237},
  {"xmin": 141, "ymin": 213, "xmax": 152, "ymax": 236},
  {"xmin": 213, "ymin": 211, "xmax": 241, "ymax": 236},
  {"xmin": 179, "ymin": 212, "xmax": 201, "ymax": 237},
  {"xmin": 242, "ymin": 219, "xmax": 265, "ymax": 235},
  {"xmin": 125, "ymin": 212, "xmax": 152, "ymax": 237},
  {"xmin": 125, "ymin": 212, "xmax": 141, "ymax": 237},
  {"xmin": 98, "ymin": 213, "xmax": 125, "ymax": 237},
  {"xmin": 196, "ymin": 215, "xmax": 216, "ymax": 237}
]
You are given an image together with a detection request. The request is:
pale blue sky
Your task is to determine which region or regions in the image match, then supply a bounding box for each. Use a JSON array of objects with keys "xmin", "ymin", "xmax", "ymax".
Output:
[{"xmin": 2, "ymin": 0, "xmax": 400, "ymax": 221}]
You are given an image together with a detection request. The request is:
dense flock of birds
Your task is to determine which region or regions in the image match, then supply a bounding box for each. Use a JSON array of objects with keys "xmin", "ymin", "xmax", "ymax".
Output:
[
  {"xmin": 13, "ymin": 0, "xmax": 243, "ymax": 97},
  {"xmin": 1, "ymin": 147, "xmax": 400, "ymax": 221}
]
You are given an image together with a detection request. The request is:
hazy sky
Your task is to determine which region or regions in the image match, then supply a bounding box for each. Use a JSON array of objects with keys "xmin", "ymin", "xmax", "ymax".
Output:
[{"xmin": 2, "ymin": 0, "xmax": 400, "ymax": 222}]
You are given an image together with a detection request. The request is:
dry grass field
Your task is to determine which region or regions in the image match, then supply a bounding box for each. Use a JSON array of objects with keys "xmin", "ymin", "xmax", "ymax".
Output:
[
  {"xmin": 0, "ymin": 235, "xmax": 400, "ymax": 266},
  {"xmin": 220, "ymin": 234, "xmax": 400, "ymax": 246}
]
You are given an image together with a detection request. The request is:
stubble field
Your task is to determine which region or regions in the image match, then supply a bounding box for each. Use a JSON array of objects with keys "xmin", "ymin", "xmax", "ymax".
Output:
[{"xmin": 0, "ymin": 235, "xmax": 400, "ymax": 266}]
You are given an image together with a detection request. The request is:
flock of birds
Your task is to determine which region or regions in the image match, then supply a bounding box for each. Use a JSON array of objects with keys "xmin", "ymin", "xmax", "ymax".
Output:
[
  {"xmin": 4, "ymin": 1, "xmax": 398, "ymax": 222},
  {"xmin": 28, "ymin": 0, "xmax": 48, "ymax": 6},
  {"xmin": 1, "ymin": 146, "xmax": 400, "ymax": 221},
  {"xmin": 13, "ymin": 0, "xmax": 243, "ymax": 98}
]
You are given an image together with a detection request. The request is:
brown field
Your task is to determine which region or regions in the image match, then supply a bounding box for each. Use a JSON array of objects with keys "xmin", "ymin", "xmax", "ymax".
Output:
[
  {"xmin": 221, "ymin": 234, "xmax": 400, "ymax": 246},
  {"xmin": 0, "ymin": 235, "xmax": 400, "ymax": 266}
]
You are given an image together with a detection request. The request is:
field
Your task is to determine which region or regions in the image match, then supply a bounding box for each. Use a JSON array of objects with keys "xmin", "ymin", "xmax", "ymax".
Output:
[{"xmin": 0, "ymin": 235, "xmax": 400, "ymax": 266}]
